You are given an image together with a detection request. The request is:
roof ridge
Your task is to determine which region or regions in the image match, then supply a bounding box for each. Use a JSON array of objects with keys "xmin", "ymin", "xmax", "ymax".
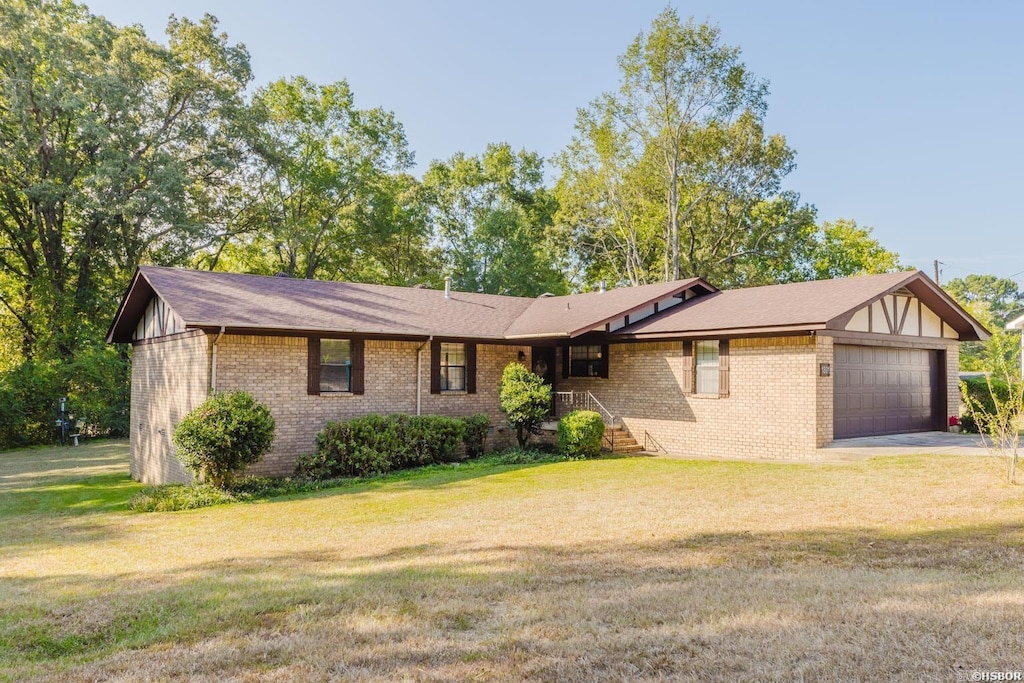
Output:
[{"xmin": 138, "ymin": 265, "xmax": 538, "ymax": 302}]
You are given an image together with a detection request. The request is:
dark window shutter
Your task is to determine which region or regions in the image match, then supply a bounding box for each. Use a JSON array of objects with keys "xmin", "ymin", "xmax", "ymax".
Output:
[
  {"xmin": 350, "ymin": 338, "xmax": 365, "ymax": 394},
  {"xmin": 430, "ymin": 339, "xmax": 441, "ymax": 394},
  {"xmin": 718, "ymin": 339, "xmax": 730, "ymax": 397},
  {"xmin": 562, "ymin": 345, "xmax": 570, "ymax": 379},
  {"xmin": 681, "ymin": 340, "xmax": 693, "ymax": 394},
  {"xmin": 465, "ymin": 343, "xmax": 477, "ymax": 394},
  {"xmin": 307, "ymin": 337, "xmax": 321, "ymax": 396},
  {"xmin": 599, "ymin": 344, "xmax": 610, "ymax": 378}
]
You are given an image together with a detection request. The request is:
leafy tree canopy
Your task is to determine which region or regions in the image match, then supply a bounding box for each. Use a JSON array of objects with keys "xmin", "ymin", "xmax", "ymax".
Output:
[
  {"xmin": 423, "ymin": 143, "xmax": 569, "ymax": 296},
  {"xmin": 555, "ymin": 8, "xmax": 812, "ymax": 288}
]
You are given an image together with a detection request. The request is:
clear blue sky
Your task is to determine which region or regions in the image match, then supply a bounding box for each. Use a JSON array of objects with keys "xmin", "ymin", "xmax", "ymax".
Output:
[{"xmin": 83, "ymin": 0, "xmax": 1024, "ymax": 284}]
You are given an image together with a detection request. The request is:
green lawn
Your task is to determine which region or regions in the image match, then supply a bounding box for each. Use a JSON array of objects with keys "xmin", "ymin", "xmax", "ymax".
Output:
[{"xmin": 2, "ymin": 441, "xmax": 1023, "ymax": 681}]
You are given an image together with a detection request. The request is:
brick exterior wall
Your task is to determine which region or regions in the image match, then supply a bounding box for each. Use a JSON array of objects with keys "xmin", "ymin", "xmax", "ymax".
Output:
[
  {"xmin": 558, "ymin": 334, "xmax": 960, "ymax": 460},
  {"xmin": 129, "ymin": 330, "xmax": 210, "ymax": 484},
  {"xmin": 559, "ymin": 336, "xmax": 824, "ymax": 459},
  {"xmin": 128, "ymin": 329, "xmax": 963, "ymax": 482},
  {"xmin": 212, "ymin": 336, "xmax": 528, "ymax": 477}
]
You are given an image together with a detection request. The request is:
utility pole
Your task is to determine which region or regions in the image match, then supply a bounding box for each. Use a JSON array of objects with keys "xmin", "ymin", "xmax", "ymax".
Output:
[{"xmin": 933, "ymin": 259, "xmax": 941, "ymax": 285}]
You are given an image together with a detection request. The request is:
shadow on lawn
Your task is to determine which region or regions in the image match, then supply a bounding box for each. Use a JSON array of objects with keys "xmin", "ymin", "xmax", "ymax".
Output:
[
  {"xmin": 4, "ymin": 522, "xmax": 1024, "ymax": 682},
  {"xmin": 0, "ymin": 441, "xmax": 130, "ymax": 488}
]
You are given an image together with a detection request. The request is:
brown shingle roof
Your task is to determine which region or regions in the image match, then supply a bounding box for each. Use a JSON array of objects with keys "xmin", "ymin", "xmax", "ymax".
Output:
[
  {"xmin": 107, "ymin": 267, "xmax": 988, "ymax": 344},
  {"xmin": 616, "ymin": 270, "xmax": 989, "ymax": 341},
  {"xmin": 112, "ymin": 266, "xmax": 535, "ymax": 341}
]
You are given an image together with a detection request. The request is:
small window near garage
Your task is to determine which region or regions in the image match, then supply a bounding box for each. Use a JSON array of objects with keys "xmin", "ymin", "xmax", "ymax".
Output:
[
  {"xmin": 694, "ymin": 340, "xmax": 719, "ymax": 394},
  {"xmin": 683, "ymin": 339, "xmax": 729, "ymax": 397},
  {"xmin": 320, "ymin": 339, "xmax": 352, "ymax": 392},
  {"xmin": 440, "ymin": 342, "xmax": 466, "ymax": 391},
  {"xmin": 569, "ymin": 344, "xmax": 608, "ymax": 378}
]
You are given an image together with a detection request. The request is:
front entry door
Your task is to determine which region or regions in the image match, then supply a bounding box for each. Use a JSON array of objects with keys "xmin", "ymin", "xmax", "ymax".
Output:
[{"xmin": 531, "ymin": 346, "xmax": 557, "ymax": 415}]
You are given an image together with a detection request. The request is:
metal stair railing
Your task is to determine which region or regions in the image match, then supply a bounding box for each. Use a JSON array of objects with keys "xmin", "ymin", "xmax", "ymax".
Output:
[
  {"xmin": 643, "ymin": 430, "xmax": 666, "ymax": 454},
  {"xmin": 554, "ymin": 390, "xmax": 617, "ymax": 427}
]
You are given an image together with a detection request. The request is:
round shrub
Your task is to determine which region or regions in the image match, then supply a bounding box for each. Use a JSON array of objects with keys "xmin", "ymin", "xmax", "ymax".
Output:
[
  {"xmin": 499, "ymin": 362, "xmax": 552, "ymax": 447},
  {"xmin": 172, "ymin": 391, "xmax": 275, "ymax": 488},
  {"xmin": 557, "ymin": 410, "xmax": 605, "ymax": 460}
]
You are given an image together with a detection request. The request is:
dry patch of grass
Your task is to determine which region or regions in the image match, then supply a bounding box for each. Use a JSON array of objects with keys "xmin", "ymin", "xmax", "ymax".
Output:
[{"xmin": 2, "ymin": 442, "xmax": 1023, "ymax": 681}]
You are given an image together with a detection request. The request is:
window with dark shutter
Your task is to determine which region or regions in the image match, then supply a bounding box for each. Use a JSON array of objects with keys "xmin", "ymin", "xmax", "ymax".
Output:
[
  {"xmin": 439, "ymin": 342, "xmax": 467, "ymax": 391},
  {"xmin": 308, "ymin": 337, "xmax": 364, "ymax": 394},
  {"xmin": 685, "ymin": 339, "xmax": 730, "ymax": 398},
  {"xmin": 694, "ymin": 340, "xmax": 719, "ymax": 395}
]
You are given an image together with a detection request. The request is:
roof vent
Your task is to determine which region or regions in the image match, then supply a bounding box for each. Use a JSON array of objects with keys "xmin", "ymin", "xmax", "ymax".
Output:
[
  {"xmin": 538, "ymin": 292, "xmax": 555, "ymax": 298},
  {"xmin": 444, "ymin": 276, "xmax": 452, "ymax": 299},
  {"xmin": 273, "ymin": 272, "xmax": 291, "ymax": 278},
  {"xmin": 413, "ymin": 283, "xmax": 427, "ymax": 289},
  {"xmin": 598, "ymin": 281, "xmax": 606, "ymax": 293}
]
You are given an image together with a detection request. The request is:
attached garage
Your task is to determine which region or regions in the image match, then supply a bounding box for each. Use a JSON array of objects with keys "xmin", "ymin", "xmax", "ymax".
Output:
[{"xmin": 833, "ymin": 344, "xmax": 944, "ymax": 439}]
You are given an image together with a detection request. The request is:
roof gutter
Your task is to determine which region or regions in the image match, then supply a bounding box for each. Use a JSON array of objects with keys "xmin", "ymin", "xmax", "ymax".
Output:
[
  {"xmin": 614, "ymin": 323, "xmax": 827, "ymax": 341},
  {"xmin": 503, "ymin": 332, "xmax": 571, "ymax": 340},
  {"xmin": 210, "ymin": 326, "xmax": 226, "ymax": 392}
]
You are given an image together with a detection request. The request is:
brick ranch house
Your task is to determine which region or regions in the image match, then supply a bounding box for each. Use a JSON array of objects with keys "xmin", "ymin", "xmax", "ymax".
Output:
[{"xmin": 107, "ymin": 266, "xmax": 988, "ymax": 484}]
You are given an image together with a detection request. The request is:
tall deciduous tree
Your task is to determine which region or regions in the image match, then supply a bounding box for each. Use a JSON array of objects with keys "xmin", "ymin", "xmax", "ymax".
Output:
[
  {"xmin": 946, "ymin": 274, "xmax": 1024, "ymax": 377},
  {"xmin": 557, "ymin": 8, "xmax": 808, "ymax": 287},
  {"xmin": 423, "ymin": 143, "xmax": 569, "ymax": 296},
  {"xmin": 0, "ymin": 1, "xmax": 252, "ymax": 361},
  {"xmin": 808, "ymin": 219, "xmax": 904, "ymax": 280},
  {"xmin": 213, "ymin": 77, "xmax": 418, "ymax": 281}
]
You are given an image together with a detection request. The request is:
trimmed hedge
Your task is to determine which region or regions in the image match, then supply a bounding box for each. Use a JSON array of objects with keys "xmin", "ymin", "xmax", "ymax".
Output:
[
  {"xmin": 172, "ymin": 391, "xmax": 275, "ymax": 488},
  {"xmin": 462, "ymin": 413, "xmax": 491, "ymax": 458},
  {"xmin": 557, "ymin": 410, "xmax": 605, "ymax": 460},
  {"xmin": 297, "ymin": 413, "xmax": 490, "ymax": 479},
  {"xmin": 960, "ymin": 376, "xmax": 1014, "ymax": 433}
]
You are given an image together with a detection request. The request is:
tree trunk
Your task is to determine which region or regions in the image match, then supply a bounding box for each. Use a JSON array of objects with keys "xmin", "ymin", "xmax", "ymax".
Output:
[{"xmin": 516, "ymin": 424, "xmax": 528, "ymax": 448}]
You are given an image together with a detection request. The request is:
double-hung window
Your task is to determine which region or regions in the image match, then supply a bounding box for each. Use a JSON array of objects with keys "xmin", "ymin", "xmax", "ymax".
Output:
[
  {"xmin": 440, "ymin": 342, "xmax": 466, "ymax": 391},
  {"xmin": 694, "ymin": 340, "xmax": 720, "ymax": 395},
  {"xmin": 320, "ymin": 339, "xmax": 352, "ymax": 393}
]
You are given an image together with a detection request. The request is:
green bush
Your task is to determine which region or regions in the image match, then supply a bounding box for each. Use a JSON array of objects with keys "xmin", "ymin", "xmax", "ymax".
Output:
[
  {"xmin": 462, "ymin": 414, "xmax": 490, "ymax": 458},
  {"xmin": 0, "ymin": 347, "xmax": 130, "ymax": 451},
  {"xmin": 960, "ymin": 376, "xmax": 1012, "ymax": 433},
  {"xmin": 300, "ymin": 413, "xmax": 472, "ymax": 479},
  {"xmin": 172, "ymin": 391, "xmax": 275, "ymax": 488},
  {"xmin": 0, "ymin": 361, "xmax": 59, "ymax": 449},
  {"xmin": 499, "ymin": 362, "xmax": 552, "ymax": 447},
  {"xmin": 557, "ymin": 410, "xmax": 605, "ymax": 460},
  {"xmin": 65, "ymin": 344, "xmax": 130, "ymax": 437}
]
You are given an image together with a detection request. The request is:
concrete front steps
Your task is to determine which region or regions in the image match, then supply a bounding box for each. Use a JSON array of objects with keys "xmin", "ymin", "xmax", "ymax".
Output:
[{"xmin": 604, "ymin": 425, "xmax": 644, "ymax": 454}]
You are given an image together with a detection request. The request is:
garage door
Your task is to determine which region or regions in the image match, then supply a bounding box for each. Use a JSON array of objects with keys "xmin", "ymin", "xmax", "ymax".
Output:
[{"xmin": 833, "ymin": 345, "xmax": 941, "ymax": 439}]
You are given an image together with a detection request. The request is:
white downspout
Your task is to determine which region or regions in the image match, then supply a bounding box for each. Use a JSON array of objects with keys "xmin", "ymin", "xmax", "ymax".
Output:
[
  {"xmin": 416, "ymin": 336, "xmax": 433, "ymax": 415},
  {"xmin": 210, "ymin": 326, "xmax": 226, "ymax": 392}
]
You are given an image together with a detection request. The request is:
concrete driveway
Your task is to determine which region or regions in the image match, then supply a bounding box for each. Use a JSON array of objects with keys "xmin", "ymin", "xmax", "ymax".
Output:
[{"xmin": 820, "ymin": 431, "xmax": 992, "ymax": 460}]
